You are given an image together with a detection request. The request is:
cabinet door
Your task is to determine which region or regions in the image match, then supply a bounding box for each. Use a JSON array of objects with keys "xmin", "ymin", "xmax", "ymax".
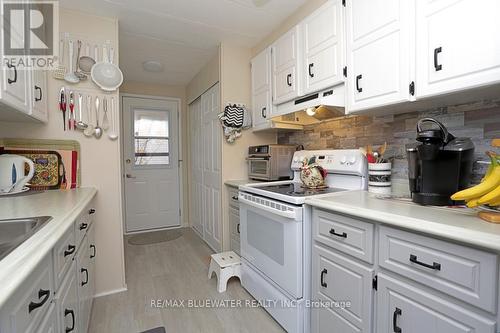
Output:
[
  {"xmin": 302, "ymin": 0, "xmax": 344, "ymax": 95},
  {"xmin": 345, "ymin": 0, "xmax": 412, "ymax": 113},
  {"xmin": 416, "ymin": 0, "xmax": 500, "ymax": 98},
  {"xmin": 2, "ymin": 60, "xmax": 30, "ymax": 113},
  {"xmin": 376, "ymin": 274, "xmax": 496, "ymax": 333},
  {"xmin": 229, "ymin": 206, "xmax": 240, "ymax": 255},
  {"xmin": 77, "ymin": 236, "xmax": 91, "ymax": 333},
  {"xmin": 251, "ymin": 48, "xmax": 272, "ymax": 127},
  {"xmin": 311, "ymin": 245, "xmax": 373, "ymax": 332},
  {"xmin": 31, "ymin": 69, "xmax": 48, "ymax": 122},
  {"xmin": 35, "ymin": 304, "xmax": 57, "ymax": 333},
  {"xmin": 272, "ymin": 26, "xmax": 301, "ymax": 104},
  {"xmin": 57, "ymin": 263, "xmax": 79, "ymax": 333}
]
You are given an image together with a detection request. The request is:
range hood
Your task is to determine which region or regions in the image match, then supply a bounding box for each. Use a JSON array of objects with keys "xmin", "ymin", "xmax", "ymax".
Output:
[{"xmin": 275, "ymin": 84, "xmax": 345, "ymax": 117}]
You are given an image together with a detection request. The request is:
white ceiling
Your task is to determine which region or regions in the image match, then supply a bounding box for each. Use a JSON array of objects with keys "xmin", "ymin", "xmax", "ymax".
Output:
[{"xmin": 59, "ymin": 0, "xmax": 307, "ymax": 86}]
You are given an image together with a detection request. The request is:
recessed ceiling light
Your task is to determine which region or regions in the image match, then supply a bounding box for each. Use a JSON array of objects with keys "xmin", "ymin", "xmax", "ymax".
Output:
[{"xmin": 142, "ymin": 60, "xmax": 164, "ymax": 73}]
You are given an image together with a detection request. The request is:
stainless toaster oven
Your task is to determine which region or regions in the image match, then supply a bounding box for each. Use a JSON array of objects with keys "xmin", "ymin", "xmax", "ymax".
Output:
[{"xmin": 247, "ymin": 144, "xmax": 297, "ymax": 181}]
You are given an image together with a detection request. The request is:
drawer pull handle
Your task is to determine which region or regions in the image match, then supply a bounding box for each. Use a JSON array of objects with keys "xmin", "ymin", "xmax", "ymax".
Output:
[
  {"xmin": 261, "ymin": 107, "xmax": 267, "ymax": 119},
  {"xmin": 64, "ymin": 244, "xmax": 76, "ymax": 257},
  {"xmin": 232, "ymin": 196, "xmax": 239, "ymax": 201},
  {"xmin": 308, "ymin": 63, "xmax": 314, "ymax": 78},
  {"xmin": 434, "ymin": 46, "xmax": 442, "ymax": 71},
  {"xmin": 237, "ymin": 223, "xmax": 240, "ymax": 234},
  {"xmin": 28, "ymin": 289, "xmax": 50, "ymax": 313},
  {"xmin": 35, "ymin": 85, "xmax": 42, "ymax": 101},
  {"xmin": 393, "ymin": 307, "xmax": 402, "ymax": 333},
  {"xmin": 88, "ymin": 208, "xmax": 96, "ymax": 215},
  {"xmin": 320, "ymin": 268, "xmax": 328, "ymax": 288},
  {"xmin": 356, "ymin": 74, "xmax": 363, "ymax": 92},
  {"xmin": 329, "ymin": 228, "xmax": 347, "ymax": 238},
  {"xmin": 286, "ymin": 73, "xmax": 292, "ymax": 87},
  {"xmin": 81, "ymin": 268, "xmax": 89, "ymax": 286},
  {"xmin": 7, "ymin": 62, "xmax": 17, "ymax": 84},
  {"xmin": 90, "ymin": 244, "xmax": 96, "ymax": 259},
  {"xmin": 64, "ymin": 309, "xmax": 75, "ymax": 333},
  {"xmin": 409, "ymin": 254, "xmax": 441, "ymax": 271},
  {"xmin": 80, "ymin": 223, "xmax": 88, "ymax": 231}
]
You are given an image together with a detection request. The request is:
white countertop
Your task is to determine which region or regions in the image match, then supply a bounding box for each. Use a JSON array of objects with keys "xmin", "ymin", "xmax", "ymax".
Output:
[
  {"xmin": 0, "ymin": 188, "xmax": 97, "ymax": 308},
  {"xmin": 225, "ymin": 179, "xmax": 262, "ymax": 188},
  {"xmin": 305, "ymin": 190, "xmax": 500, "ymax": 252}
]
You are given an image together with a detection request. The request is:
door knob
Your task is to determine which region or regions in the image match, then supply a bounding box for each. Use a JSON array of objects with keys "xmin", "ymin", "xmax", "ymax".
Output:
[{"xmin": 126, "ymin": 174, "xmax": 136, "ymax": 179}]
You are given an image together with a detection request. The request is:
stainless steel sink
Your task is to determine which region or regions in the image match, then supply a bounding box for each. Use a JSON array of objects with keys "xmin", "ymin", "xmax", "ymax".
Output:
[{"xmin": 0, "ymin": 216, "xmax": 53, "ymax": 261}]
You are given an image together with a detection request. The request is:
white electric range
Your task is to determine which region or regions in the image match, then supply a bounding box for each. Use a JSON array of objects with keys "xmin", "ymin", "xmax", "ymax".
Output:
[{"xmin": 238, "ymin": 149, "xmax": 368, "ymax": 333}]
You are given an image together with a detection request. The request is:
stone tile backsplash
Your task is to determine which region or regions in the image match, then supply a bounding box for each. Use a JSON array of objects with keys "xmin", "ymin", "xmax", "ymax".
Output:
[{"xmin": 277, "ymin": 99, "xmax": 500, "ymax": 184}]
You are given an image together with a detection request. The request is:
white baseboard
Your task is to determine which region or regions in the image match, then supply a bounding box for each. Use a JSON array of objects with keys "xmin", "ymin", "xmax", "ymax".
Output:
[{"xmin": 93, "ymin": 286, "xmax": 128, "ymax": 298}]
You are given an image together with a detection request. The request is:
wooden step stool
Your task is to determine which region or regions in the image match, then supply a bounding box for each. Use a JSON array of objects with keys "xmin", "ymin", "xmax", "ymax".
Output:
[{"xmin": 208, "ymin": 251, "xmax": 241, "ymax": 293}]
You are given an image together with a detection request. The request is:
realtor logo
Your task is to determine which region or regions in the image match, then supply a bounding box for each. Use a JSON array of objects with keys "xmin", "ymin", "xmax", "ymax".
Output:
[{"xmin": 2, "ymin": 1, "xmax": 59, "ymax": 69}]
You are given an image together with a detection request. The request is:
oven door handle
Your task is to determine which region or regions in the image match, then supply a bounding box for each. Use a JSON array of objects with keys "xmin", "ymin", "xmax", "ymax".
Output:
[
  {"xmin": 246, "ymin": 157, "xmax": 269, "ymax": 161},
  {"xmin": 239, "ymin": 195, "xmax": 299, "ymax": 220}
]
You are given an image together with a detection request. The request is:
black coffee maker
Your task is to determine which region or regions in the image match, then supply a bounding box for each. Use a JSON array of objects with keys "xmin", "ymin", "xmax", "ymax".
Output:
[{"xmin": 406, "ymin": 118, "xmax": 474, "ymax": 206}]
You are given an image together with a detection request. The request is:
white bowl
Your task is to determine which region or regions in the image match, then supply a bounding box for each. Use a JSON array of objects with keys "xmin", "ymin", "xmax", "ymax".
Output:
[{"xmin": 91, "ymin": 62, "xmax": 123, "ymax": 91}]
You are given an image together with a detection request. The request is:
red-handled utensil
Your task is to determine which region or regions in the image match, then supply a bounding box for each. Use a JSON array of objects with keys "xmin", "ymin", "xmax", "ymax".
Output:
[
  {"xmin": 69, "ymin": 91, "xmax": 75, "ymax": 130},
  {"xmin": 59, "ymin": 87, "xmax": 67, "ymax": 131}
]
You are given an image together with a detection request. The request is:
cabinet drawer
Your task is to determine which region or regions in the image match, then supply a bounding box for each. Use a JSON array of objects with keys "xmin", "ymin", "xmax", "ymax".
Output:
[
  {"xmin": 228, "ymin": 188, "xmax": 239, "ymax": 209},
  {"xmin": 0, "ymin": 254, "xmax": 54, "ymax": 333},
  {"xmin": 75, "ymin": 202, "xmax": 96, "ymax": 247},
  {"xmin": 53, "ymin": 224, "xmax": 76, "ymax": 289},
  {"xmin": 377, "ymin": 274, "xmax": 496, "ymax": 333},
  {"xmin": 312, "ymin": 244, "xmax": 373, "ymax": 332},
  {"xmin": 378, "ymin": 226, "xmax": 498, "ymax": 312},
  {"xmin": 56, "ymin": 260, "xmax": 78, "ymax": 333},
  {"xmin": 313, "ymin": 208, "xmax": 374, "ymax": 263}
]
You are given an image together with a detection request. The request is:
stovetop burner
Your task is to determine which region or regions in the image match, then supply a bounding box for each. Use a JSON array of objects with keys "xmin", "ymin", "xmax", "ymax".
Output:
[{"xmin": 256, "ymin": 183, "xmax": 346, "ymax": 197}]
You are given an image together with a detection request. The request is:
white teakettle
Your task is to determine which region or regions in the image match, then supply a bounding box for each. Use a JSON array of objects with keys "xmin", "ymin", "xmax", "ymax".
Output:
[{"xmin": 0, "ymin": 154, "xmax": 35, "ymax": 193}]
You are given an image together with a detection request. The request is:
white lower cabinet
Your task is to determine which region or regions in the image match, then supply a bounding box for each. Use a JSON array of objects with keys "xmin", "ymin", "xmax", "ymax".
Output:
[
  {"xmin": 227, "ymin": 186, "xmax": 240, "ymax": 255},
  {"xmin": 0, "ymin": 199, "xmax": 96, "ymax": 333},
  {"xmin": 57, "ymin": 261, "xmax": 79, "ymax": 333},
  {"xmin": 377, "ymin": 274, "xmax": 496, "ymax": 333},
  {"xmin": 311, "ymin": 208, "xmax": 499, "ymax": 333},
  {"xmin": 311, "ymin": 244, "xmax": 373, "ymax": 332}
]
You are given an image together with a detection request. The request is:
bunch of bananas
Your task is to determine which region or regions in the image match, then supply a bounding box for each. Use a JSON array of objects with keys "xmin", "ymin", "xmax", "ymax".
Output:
[{"xmin": 451, "ymin": 151, "xmax": 500, "ymax": 208}]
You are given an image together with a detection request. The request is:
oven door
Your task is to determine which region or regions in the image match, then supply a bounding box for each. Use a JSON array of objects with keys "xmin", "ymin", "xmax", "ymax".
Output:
[
  {"xmin": 239, "ymin": 193, "xmax": 303, "ymax": 298},
  {"xmin": 248, "ymin": 157, "xmax": 271, "ymax": 180}
]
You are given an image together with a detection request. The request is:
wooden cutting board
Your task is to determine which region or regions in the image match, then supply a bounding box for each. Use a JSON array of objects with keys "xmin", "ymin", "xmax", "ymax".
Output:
[{"xmin": 479, "ymin": 211, "xmax": 500, "ymax": 223}]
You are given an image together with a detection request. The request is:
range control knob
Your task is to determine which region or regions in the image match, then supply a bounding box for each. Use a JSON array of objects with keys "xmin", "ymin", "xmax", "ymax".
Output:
[
  {"xmin": 340, "ymin": 156, "xmax": 347, "ymax": 165},
  {"xmin": 349, "ymin": 156, "xmax": 357, "ymax": 165}
]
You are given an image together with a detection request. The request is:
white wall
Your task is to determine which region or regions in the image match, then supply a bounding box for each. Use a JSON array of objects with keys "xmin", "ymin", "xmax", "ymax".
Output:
[{"xmin": 0, "ymin": 9, "xmax": 126, "ymax": 296}]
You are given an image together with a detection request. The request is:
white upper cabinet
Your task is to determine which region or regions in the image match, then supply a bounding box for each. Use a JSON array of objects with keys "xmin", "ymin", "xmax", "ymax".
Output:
[
  {"xmin": 345, "ymin": 0, "xmax": 413, "ymax": 113},
  {"xmin": 31, "ymin": 69, "xmax": 48, "ymax": 122},
  {"xmin": 415, "ymin": 0, "xmax": 500, "ymax": 98},
  {"xmin": 302, "ymin": 0, "xmax": 344, "ymax": 95},
  {"xmin": 272, "ymin": 26, "xmax": 301, "ymax": 105},
  {"xmin": 251, "ymin": 48, "xmax": 273, "ymax": 127},
  {"xmin": 1, "ymin": 62, "xmax": 31, "ymax": 113}
]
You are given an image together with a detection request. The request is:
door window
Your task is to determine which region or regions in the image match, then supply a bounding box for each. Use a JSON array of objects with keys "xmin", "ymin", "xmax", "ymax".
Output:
[{"xmin": 133, "ymin": 109, "xmax": 170, "ymax": 166}]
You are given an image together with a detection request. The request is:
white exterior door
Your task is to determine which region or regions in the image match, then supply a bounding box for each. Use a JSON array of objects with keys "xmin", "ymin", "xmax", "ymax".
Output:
[
  {"xmin": 302, "ymin": 0, "xmax": 344, "ymax": 95},
  {"xmin": 272, "ymin": 26, "xmax": 301, "ymax": 105},
  {"xmin": 189, "ymin": 97, "xmax": 203, "ymax": 235},
  {"xmin": 345, "ymin": 0, "xmax": 412, "ymax": 113},
  {"xmin": 123, "ymin": 96, "xmax": 181, "ymax": 233},
  {"xmin": 415, "ymin": 0, "xmax": 500, "ymax": 98},
  {"xmin": 251, "ymin": 48, "xmax": 272, "ymax": 127},
  {"xmin": 201, "ymin": 83, "xmax": 222, "ymax": 252}
]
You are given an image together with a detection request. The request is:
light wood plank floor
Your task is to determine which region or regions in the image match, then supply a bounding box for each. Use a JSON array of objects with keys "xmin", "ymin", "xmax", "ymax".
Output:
[{"xmin": 89, "ymin": 228, "xmax": 285, "ymax": 333}]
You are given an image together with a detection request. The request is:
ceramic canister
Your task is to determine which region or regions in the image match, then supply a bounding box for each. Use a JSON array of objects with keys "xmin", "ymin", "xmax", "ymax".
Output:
[{"xmin": 368, "ymin": 162, "xmax": 392, "ymax": 194}]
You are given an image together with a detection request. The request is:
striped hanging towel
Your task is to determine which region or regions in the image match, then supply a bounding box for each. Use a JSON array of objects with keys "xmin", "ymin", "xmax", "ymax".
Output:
[{"xmin": 222, "ymin": 104, "xmax": 244, "ymax": 128}]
